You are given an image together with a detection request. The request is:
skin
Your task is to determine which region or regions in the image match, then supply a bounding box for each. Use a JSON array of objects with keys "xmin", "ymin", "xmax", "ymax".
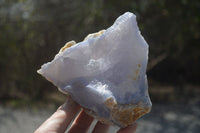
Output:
[{"xmin": 34, "ymin": 97, "xmax": 137, "ymax": 133}]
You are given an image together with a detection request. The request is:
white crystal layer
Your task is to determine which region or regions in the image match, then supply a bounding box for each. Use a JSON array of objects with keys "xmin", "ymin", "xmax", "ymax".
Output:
[{"xmin": 38, "ymin": 12, "xmax": 152, "ymax": 127}]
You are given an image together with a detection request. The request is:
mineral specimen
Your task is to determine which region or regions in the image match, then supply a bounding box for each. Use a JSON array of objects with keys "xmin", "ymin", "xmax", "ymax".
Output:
[{"xmin": 37, "ymin": 12, "xmax": 152, "ymax": 127}]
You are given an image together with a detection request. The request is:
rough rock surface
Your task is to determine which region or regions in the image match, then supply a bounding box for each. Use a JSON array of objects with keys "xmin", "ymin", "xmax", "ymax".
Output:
[{"xmin": 38, "ymin": 12, "xmax": 152, "ymax": 127}]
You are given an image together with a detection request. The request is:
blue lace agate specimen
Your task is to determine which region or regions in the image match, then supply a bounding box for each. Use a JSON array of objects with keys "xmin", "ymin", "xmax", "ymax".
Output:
[{"xmin": 38, "ymin": 12, "xmax": 152, "ymax": 127}]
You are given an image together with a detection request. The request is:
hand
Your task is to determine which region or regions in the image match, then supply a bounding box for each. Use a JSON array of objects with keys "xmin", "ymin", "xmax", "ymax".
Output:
[{"xmin": 34, "ymin": 97, "xmax": 137, "ymax": 133}]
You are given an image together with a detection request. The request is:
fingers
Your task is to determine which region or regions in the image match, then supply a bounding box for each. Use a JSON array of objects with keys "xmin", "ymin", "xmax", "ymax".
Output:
[
  {"xmin": 35, "ymin": 97, "xmax": 81, "ymax": 133},
  {"xmin": 35, "ymin": 97, "xmax": 137, "ymax": 133},
  {"xmin": 92, "ymin": 121, "xmax": 110, "ymax": 133},
  {"xmin": 68, "ymin": 110, "xmax": 94, "ymax": 133},
  {"xmin": 117, "ymin": 123, "xmax": 137, "ymax": 133}
]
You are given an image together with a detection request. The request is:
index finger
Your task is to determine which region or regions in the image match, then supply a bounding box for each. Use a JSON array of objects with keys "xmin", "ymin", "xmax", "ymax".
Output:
[
  {"xmin": 35, "ymin": 97, "xmax": 81, "ymax": 133},
  {"xmin": 117, "ymin": 123, "xmax": 137, "ymax": 133}
]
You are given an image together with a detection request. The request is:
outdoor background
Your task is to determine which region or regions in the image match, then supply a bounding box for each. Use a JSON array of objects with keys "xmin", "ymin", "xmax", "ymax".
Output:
[{"xmin": 0, "ymin": 0, "xmax": 200, "ymax": 133}]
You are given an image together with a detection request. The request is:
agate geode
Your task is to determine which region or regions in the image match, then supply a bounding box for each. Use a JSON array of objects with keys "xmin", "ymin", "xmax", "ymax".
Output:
[{"xmin": 37, "ymin": 12, "xmax": 152, "ymax": 127}]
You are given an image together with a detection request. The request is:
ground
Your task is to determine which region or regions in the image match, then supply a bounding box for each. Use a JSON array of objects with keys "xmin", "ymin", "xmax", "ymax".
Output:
[{"xmin": 0, "ymin": 103, "xmax": 200, "ymax": 133}]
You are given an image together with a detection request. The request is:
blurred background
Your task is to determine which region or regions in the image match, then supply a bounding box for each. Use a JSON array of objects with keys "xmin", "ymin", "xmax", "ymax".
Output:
[{"xmin": 0, "ymin": 0, "xmax": 200, "ymax": 133}]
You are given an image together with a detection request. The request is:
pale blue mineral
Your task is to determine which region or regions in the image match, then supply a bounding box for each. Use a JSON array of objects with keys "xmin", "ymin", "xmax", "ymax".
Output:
[{"xmin": 38, "ymin": 12, "xmax": 152, "ymax": 127}]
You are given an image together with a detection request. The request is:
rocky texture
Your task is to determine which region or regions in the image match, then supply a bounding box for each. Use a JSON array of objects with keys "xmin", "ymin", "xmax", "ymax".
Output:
[{"xmin": 37, "ymin": 12, "xmax": 152, "ymax": 127}]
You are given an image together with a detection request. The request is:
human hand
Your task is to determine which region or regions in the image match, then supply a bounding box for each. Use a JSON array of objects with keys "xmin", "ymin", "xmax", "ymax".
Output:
[{"xmin": 34, "ymin": 97, "xmax": 137, "ymax": 133}]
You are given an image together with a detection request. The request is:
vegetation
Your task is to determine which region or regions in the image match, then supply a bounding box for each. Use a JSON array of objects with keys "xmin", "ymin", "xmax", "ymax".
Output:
[{"xmin": 0, "ymin": 0, "xmax": 199, "ymax": 104}]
